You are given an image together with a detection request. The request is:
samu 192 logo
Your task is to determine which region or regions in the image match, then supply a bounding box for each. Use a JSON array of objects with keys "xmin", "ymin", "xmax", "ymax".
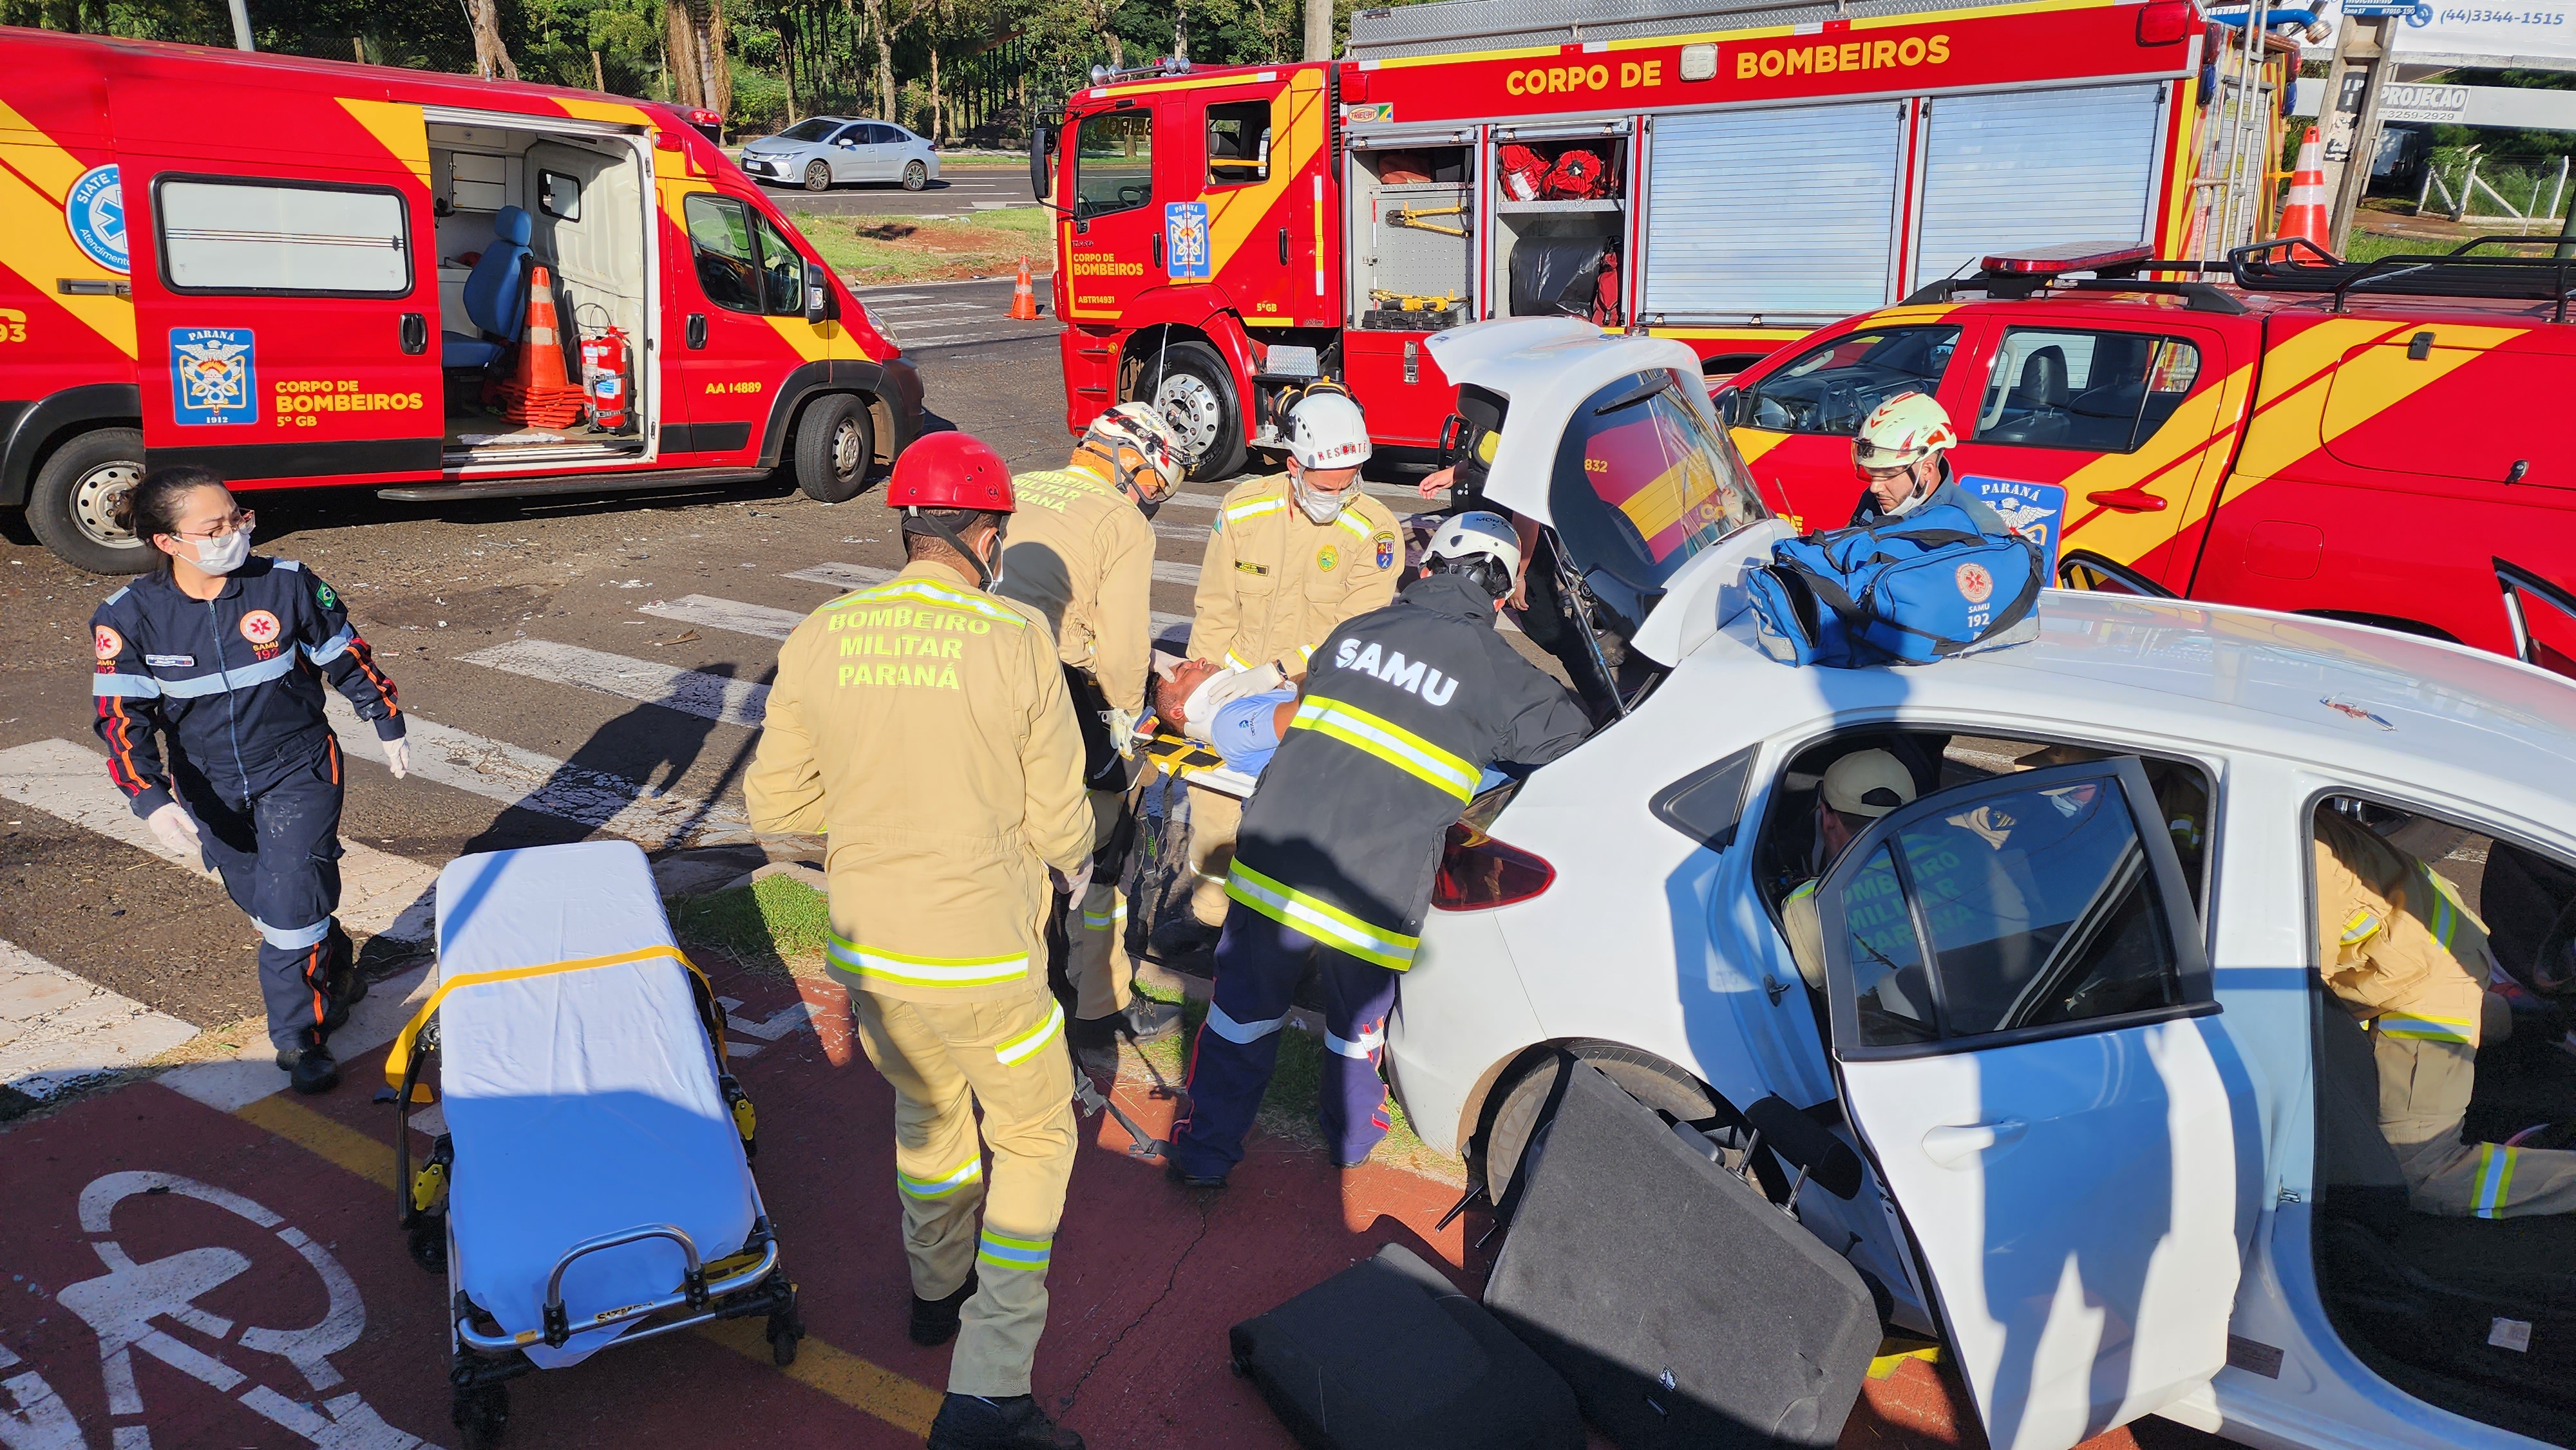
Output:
[{"xmin": 171, "ymin": 328, "xmax": 258, "ymax": 426}]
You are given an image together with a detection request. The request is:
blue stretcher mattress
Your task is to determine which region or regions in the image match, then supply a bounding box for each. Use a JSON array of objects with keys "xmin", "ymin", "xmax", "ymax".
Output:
[{"xmin": 433, "ymin": 840, "xmax": 757, "ymax": 1369}]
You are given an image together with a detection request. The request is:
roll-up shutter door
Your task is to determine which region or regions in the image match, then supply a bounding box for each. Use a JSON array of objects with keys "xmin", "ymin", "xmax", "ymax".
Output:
[
  {"xmin": 1913, "ymin": 84, "xmax": 2163, "ymax": 288},
  {"xmin": 1643, "ymin": 101, "xmax": 1904, "ymax": 325}
]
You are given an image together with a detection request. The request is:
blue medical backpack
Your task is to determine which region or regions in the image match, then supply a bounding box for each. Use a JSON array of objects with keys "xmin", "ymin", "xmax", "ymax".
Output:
[{"xmin": 1746, "ymin": 504, "xmax": 2040, "ymax": 668}]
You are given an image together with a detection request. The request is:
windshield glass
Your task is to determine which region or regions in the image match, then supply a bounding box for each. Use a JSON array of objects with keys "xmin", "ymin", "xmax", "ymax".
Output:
[
  {"xmin": 777, "ymin": 119, "xmax": 839, "ymax": 144},
  {"xmin": 1548, "ymin": 368, "xmax": 1770, "ymax": 594}
]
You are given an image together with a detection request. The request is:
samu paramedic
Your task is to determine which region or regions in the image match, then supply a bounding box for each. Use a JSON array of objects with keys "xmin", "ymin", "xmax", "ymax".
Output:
[{"xmin": 87, "ymin": 466, "xmax": 408, "ymax": 1096}]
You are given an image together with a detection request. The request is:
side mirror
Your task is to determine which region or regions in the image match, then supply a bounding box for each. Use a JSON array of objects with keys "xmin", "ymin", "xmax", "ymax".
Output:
[
  {"xmin": 837, "ymin": 138, "xmax": 857, "ymax": 148},
  {"xmin": 1029, "ymin": 125, "xmax": 1052, "ymax": 203},
  {"xmin": 805, "ymin": 263, "xmax": 830, "ymax": 324},
  {"xmin": 1711, "ymin": 386, "xmax": 1743, "ymax": 428}
]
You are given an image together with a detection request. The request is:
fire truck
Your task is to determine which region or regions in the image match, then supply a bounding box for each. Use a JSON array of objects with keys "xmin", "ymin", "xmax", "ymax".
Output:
[{"xmin": 1039, "ymin": 0, "xmax": 2211, "ymax": 478}]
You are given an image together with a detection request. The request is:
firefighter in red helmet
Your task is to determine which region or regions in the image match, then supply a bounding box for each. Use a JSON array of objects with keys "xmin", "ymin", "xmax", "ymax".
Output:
[{"xmin": 748, "ymin": 431, "xmax": 1095, "ymax": 1450}]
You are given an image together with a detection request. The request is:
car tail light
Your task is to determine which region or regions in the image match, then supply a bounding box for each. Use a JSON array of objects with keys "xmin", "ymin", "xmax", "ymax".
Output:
[
  {"xmin": 2137, "ymin": 0, "xmax": 2192, "ymax": 44},
  {"xmin": 1432, "ymin": 819, "xmax": 1555, "ymax": 912}
]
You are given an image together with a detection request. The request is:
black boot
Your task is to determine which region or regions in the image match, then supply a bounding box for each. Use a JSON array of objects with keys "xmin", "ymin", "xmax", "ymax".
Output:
[
  {"xmin": 317, "ymin": 922, "xmax": 366, "ymax": 1035},
  {"xmin": 1066, "ymin": 996, "xmax": 1182, "ymax": 1051},
  {"xmin": 1146, "ymin": 916, "xmax": 1220, "ymax": 968},
  {"xmin": 909, "ymin": 1270, "xmax": 976, "ymax": 1346},
  {"xmin": 274, "ymin": 1031, "xmax": 340, "ymax": 1095},
  {"xmin": 925, "ymin": 1393, "xmax": 1083, "ymax": 1450}
]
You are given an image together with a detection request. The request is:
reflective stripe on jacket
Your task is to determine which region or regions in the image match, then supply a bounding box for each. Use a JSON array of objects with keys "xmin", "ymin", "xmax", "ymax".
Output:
[
  {"xmin": 746, "ymin": 560, "xmax": 1094, "ymax": 1004},
  {"xmin": 88, "ymin": 557, "xmax": 401, "ymax": 818},
  {"xmin": 1186, "ymin": 475, "xmax": 1401, "ymax": 672},
  {"xmin": 1226, "ymin": 572, "xmax": 1591, "ymax": 968},
  {"xmin": 994, "ymin": 465, "xmax": 1157, "ymax": 717},
  {"xmin": 2314, "ymin": 811, "xmax": 2491, "ymax": 1048}
]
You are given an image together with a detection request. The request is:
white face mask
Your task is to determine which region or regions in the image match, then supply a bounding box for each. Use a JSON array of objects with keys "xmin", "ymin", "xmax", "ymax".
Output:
[
  {"xmin": 191, "ymin": 527, "xmax": 252, "ymax": 574},
  {"xmin": 1291, "ymin": 470, "xmax": 1350, "ymax": 525},
  {"xmin": 1179, "ymin": 663, "xmax": 1286, "ymax": 743}
]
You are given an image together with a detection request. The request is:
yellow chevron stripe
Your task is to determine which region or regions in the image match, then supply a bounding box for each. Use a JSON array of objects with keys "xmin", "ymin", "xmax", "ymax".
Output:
[
  {"xmin": 1206, "ymin": 71, "xmax": 1323, "ymax": 279},
  {"xmin": 335, "ymin": 98, "xmax": 431, "ymax": 189},
  {"xmin": 0, "ymin": 104, "xmax": 136, "ymax": 359}
]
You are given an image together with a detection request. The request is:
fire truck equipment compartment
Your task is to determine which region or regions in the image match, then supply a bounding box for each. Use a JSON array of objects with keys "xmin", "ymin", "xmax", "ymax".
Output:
[
  {"xmin": 1507, "ymin": 241, "xmax": 1611, "ymax": 321},
  {"xmin": 1483, "ymin": 1060, "xmax": 1878, "ymax": 1450},
  {"xmin": 1228, "ymin": 1241, "xmax": 1584, "ymax": 1450}
]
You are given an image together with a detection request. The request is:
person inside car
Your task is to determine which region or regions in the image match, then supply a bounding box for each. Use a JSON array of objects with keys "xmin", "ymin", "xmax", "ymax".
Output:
[
  {"xmin": 2315, "ymin": 809, "xmax": 2576, "ymax": 1218},
  {"xmin": 1780, "ymin": 748, "xmax": 1919, "ymax": 989}
]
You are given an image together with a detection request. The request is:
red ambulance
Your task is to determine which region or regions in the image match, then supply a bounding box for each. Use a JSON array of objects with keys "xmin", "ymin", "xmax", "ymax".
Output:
[
  {"xmin": 2, "ymin": 28, "xmax": 922, "ymax": 574},
  {"xmin": 1038, "ymin": 0, "xmax": 2208, "ymax": 478}
]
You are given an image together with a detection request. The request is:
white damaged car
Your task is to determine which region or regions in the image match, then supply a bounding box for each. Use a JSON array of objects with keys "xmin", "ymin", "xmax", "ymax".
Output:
[{"xmin": 1388, "ymin": 320, "xmax": 2576, "ymax": 1450}]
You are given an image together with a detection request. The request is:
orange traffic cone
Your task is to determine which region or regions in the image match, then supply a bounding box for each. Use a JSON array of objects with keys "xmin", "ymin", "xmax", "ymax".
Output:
[
  {"xmin": 1008, "ymin": 256, "xmax": 1040, "ymax": 321},
  {"xmin": 2278, "ymin": 127, "xmax": 2333, "ymax": 257},
  {"xmin": 491, "ymin": 266, "xmax": 587, "ymax": 429}
]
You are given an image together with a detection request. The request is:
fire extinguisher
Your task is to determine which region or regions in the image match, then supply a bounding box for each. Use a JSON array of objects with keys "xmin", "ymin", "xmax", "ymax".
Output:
[{"xmin": 577, "ymin": 306, "xmax": 630, "ymax": 432}]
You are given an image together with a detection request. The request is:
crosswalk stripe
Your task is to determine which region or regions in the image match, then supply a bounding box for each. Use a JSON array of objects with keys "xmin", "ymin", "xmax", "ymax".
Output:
[
  {"xmin": 902, "ymin": 331, "xmax": 1056, "ymax": 350},
  {"xmin": 0, "ymin": 738, "xmax": 440, "ymax": 943},
  {"xmin": 860, "ymin": 292, "xmax": 931, "ymax": 302},
  {"xmin": 459, "ymin": 639, "xmax": 770, "ymax": 730},
  {"xmin": 1153, "ymin": 520, "xmax": 1209, "ymax": 541},
  {"xmin": 641, "ymin": 593, "xmax": 806, "ymax": 641},
  {"xmin": 1153, "ymin": 560, "xmax": 1199, "ymax": 587},
  {"xmin": 786, "ymin": 561, "xmax": 892, "ymax": 592},
  {"xmin": 1, "ymin": 934, "xmax": 200, "ymax": 1102},
  {"xmin": 871, "ymin": 303, "xmax": 982, "ymax": 316},
  {"xmin": 322, "ymin": 695, "xmax": 726, "ymax": 848}
]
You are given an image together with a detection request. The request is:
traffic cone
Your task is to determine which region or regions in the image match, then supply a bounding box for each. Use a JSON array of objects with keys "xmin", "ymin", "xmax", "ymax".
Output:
[
  {"xmin": 491, "ymin": 266, "xmax": 587, "ymax": 429},
  {"xmin": 2278, "ymin": 127, "xmax": 2333, "ymax": 258},
  {"xmin": 1008, "ymin": 256, "xmax": 1040, "ymax": 321}
]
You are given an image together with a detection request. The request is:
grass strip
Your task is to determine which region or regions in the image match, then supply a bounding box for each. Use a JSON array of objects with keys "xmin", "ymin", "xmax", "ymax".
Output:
[{"xmin": 795, "ymin": 209, "xmax": 1052, "ymax": 287}]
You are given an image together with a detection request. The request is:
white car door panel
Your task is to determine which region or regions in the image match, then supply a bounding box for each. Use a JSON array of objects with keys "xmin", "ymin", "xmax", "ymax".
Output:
[{"xmin": 1820, "ymin": 757, "xmax": 2257, "ymax": 1450}]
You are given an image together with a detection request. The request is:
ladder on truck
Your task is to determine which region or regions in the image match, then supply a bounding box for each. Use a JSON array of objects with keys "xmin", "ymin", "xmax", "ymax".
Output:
[{"xmin": 2193, "ymin": 8, "xmax": 2286, "ymax": 259}]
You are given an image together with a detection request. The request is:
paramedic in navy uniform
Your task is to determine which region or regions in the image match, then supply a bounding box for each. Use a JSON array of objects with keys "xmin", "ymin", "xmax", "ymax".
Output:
[{"xmin": 88, "ymin": 467, "xmax": 408, "ymax": 1095}]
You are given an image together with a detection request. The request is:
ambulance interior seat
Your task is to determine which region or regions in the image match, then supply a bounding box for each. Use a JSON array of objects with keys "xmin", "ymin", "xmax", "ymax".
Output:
[
  {"xmin": 442, "ymin": 205, "xmax": 534, "ymax": 371},
  {"xmin": 2308, "ymin": 813, "xmax": 2576, "ymax": 1443},
  {"xmin": 1981, "ymin": 346, "xmax": 2070, "ymax": 446}
]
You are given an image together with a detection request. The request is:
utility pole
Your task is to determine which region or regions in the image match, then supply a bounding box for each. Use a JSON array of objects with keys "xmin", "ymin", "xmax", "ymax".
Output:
[
  {"xmin": 228, "ymin": 0, "xmax": 254, "ymax": 50},
  {"xmin": 2318, "ymin": 10, "xmax": 2396, "ymax": 254},
  {"xmin": 1302, "ymin": 0, "xmax": 1331, "ymax": 62}
]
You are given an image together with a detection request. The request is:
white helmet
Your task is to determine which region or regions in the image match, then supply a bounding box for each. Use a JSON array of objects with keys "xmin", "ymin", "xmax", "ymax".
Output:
[
  {"xmin": 1083, "ymin": 401, "xmax": 1186, "ymax": 502},
  {"xmin": 1852, "ymin": 391, "xmax": 1958, "ymax": 473},
  {"xmin": 1424, "ymin": 510, "xmax": 1520, "ymax": 598},
  {"xmin": 1286, "ymin": 391, "xmax": 1372, "ymax": 471}
]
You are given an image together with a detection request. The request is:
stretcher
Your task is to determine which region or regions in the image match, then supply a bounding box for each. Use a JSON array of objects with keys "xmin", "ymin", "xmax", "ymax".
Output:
[{"xmin": 386, "ymin": 840, "xmax": 802, "ymax": 1449}]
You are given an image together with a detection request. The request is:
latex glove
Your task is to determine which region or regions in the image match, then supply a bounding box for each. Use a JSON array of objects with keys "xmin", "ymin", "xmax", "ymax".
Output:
[
  {"xmin": 382, "ymin": 736, "xmax": 410, "ymax": 780},
  {"xmin": 146, "ymin": 802, "xmax": 202, "ymax": 858},
  {"xmin": 1052, "ymin": 858, "xmax": 1095, "ymax": 898},
  {"xmin": 1104, "ymin": 706, "xmax": 1140, "ymax": 762}
]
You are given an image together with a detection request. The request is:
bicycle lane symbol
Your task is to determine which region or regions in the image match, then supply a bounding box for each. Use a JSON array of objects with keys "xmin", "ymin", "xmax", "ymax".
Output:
[{"xmin": 9, "ymin": 1170, "xmax": 444, "ymax": 1450}]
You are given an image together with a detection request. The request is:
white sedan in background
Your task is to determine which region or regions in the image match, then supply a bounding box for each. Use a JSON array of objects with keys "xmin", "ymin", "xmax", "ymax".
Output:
[
  {"xmin": 736, "ymin": 117, "xmax": 940, "ymax": 192},
  {"xmin": 1387, "ymin": 321, "xmax": 2576, "ymax": 1450}
]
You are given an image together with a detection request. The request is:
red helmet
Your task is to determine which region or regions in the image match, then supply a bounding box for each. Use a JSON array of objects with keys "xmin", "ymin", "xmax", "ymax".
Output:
[{"xmin": 886, "ymin": 432, "xmax": 1014, "ymax": 512}]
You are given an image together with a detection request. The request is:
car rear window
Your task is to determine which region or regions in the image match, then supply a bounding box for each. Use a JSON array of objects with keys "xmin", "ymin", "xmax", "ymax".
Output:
[{"xmin": 1547, "ymin": 368, "xmax": 1771, "ymax": 593}]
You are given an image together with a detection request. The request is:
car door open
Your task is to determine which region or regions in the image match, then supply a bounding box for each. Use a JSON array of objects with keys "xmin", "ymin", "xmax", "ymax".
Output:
[{"xmin": 1817, "ymin": 757, "xmax": 2255, "ymax": 1450}]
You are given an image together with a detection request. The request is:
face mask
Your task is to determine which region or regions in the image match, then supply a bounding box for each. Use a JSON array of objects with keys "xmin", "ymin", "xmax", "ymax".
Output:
[
  {"xmin": 191, "ymin": 527, "xmax": 251, "ymax": 574},
  {"xmin": 1291, "ymin": 470, "xmax": 1350, "ymax": 525},
  {"xmin": 978, "ymin": 527, "xmax": 1007, "ymax": 591},
  {"xmin": 1180, "ymin": 663, "xmax": 1286, "ymax": 743}
]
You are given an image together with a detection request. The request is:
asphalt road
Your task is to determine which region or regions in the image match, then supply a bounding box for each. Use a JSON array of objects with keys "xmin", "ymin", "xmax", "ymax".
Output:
[
  {"xmin": 755, "ymin": 162, "xmax": 1038, "ymax": 218},
  {"xmin": 0, "ymin": 331, "xmax": 1405, "ymax": 1050},
  {"xmin": 853, "ymin": 275, "xmax": 1063, "ymax": 353}
]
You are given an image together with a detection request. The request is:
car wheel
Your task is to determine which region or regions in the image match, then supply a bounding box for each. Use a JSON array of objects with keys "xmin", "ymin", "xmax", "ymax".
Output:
[
  {"xmin": 804, "ymin": 160, "xmax": 831, "ymax": 193},
  {"xmin": 25, "ymin": 426, "xmax": 150, "ymax": 575},
  {"xmin": 903, "ymin": 160, "xmax": 928, "ymax": 191},
  {"xmin": 1479, "ymin": 1043, "xmax": 1719, "ymax": 1205},
  {"xmin": 793, "ymin": 393, "xmax": 873, "ymax": 504},
  {"xmin": 1137, "ymin": 340, "xmax": 1247, "ymax": 482}
]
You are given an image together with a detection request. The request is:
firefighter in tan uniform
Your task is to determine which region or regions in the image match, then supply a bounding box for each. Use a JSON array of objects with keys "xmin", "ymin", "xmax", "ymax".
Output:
[
  {"xmin": 746, "ymin": 432, "xmax": 1094, "ymax": 1450},
  {"xmin": 1151, "ymin": 391, "xmax": 1403, "ymax": 961},
  {"xmin": 994, "ymin": 402, "xmax": 1190, "ymax": 1059},
  {"xmin": 2316, "ymin": 810, "xmax": 2576, "ymax": 1219}
]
